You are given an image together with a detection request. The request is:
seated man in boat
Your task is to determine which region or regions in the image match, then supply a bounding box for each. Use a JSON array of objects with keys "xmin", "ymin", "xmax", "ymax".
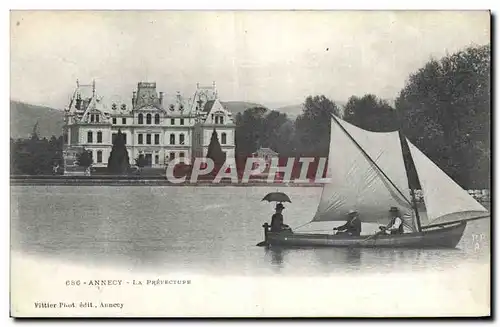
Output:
[
  {"xmin": 333, "ymin": 210, "xmax": 361, "ymax": 236},
  {"xmin": 379, "ymin": 206, "xmax": 404, "ymax": 235},
  {"xmin": 270, "ymin": 203, "xmax": 292, "ymax": 233}
]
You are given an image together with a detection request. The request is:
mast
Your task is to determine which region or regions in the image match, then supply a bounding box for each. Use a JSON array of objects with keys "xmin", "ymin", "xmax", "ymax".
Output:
[
  {"xmin": 398, "ymin": 131, "xmax": 423, "ymax": 232},
  {"xmin": 330, "ymin": 114, "xmax": 413, "ymax": 207}
]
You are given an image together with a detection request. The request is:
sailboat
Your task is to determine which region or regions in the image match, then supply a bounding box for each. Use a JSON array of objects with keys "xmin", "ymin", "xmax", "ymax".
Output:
[{"xmin": 259, "ymin": 115, "xmax": 489, "ymax": 248}]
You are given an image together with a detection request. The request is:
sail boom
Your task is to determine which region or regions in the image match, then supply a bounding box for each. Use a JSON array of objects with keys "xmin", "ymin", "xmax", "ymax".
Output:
[{"xmin": 421, "ymin": 214, "xmax": 489, "ymax": 230}]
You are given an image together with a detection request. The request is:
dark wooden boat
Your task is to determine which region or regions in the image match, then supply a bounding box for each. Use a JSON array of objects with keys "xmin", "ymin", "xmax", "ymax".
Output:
[
  {"xmin": 258, "ymin": 115, "xmax": 489, "ymax": 249},
  {"xmin": 260, "ymin": 221, "xmax": 467, "ymax": 248}
]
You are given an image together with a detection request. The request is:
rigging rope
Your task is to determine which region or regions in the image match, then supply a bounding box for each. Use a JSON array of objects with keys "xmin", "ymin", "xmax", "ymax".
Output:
[{"xmin": 293, "ymin": 221, "xmax": 312, "ymax": 230}]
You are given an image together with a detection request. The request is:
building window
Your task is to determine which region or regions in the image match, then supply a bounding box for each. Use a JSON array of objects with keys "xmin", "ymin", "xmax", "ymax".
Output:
[
  {"xmin": 96, "ymin": 114, "xmax": 100, "ymax": 123},
  {"xmin": 90, "ymin": 114, "xmax": 95, "ymax": 123},
  {"xmin": 220, "ymin": 116, "xmax": 224, "ymax": 124},
  {"xmin": 154, "ymin": 134, "xmax": 160, "ymax": 145},
  {"xmin": 146, "ymin": 134, "xmax": 151, "ymax": 145},
  {"xmin": 180, "ymin": 118, "xmax": 184, "ymax": 125},
  {"xmin": 179, "ymin": 133, "xmax": 185, "ymax": 145},
  {"xmin": 179, "ymin": 152, "xmax": 185, "ymax": 158},
  {"xmin": 146, "ymin": 113, "xmax": 152, "ymax": 125},
  {"xmin": 155, "ymin": 155, "xmax": 159, "ymax": 165},
  {"xmin": 97, "ymin": 131, "xmax": 102, "ymax": 143},
  {"xmin": 170, "ymin": 152, "xmax": 175, "ymax": 160},
  {"xmin": 170, "ymin": 134, "xmax": 175, "ymax": 145},
  {"xmin": 112, "ymin": 118, "xmax": 117, "ymax": 124},
  {"xmin": 154, "ymin": 114, "xmax": 160, "ymax": 124},
  {"xmin": 122, "ymin": 118, "xmax": 126, "ymax": 125},
  {"xmin": 87, "ymin": 131, "xmax": 93, "ymax": 143},
  {"xmin": 123, "ymin": 134, "xmax": 127, "ymax": 144},
  {"xmin": 138, "ymin": 113, "xmax": 144, "ymax": 124},
  {"xmin": 138, "ymin": 134, "xmax": 143, "ymax": 144},
  {"xmin": 171, "ymin": 118, "xmax": 175, "ymax": 125},
  {"xmin": 221, "ymin": 132, "xmax": 227, "ymax": 145},
  {"xmin": 97, "ymin": 150, "xmax": 102, "ymax": 163}
]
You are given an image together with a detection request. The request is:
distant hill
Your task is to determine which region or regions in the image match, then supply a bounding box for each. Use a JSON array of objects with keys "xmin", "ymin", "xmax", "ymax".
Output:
[
  {"xmin": 274, "ymin": 104, "xmax": 304, "ymax": 119},
  {"xmin": 9, "ymin": 100, "xmax": 267, "ymax": 139},
  {"xmin": 10, "ymin": 101, "xmax": 64, "ymax": 139},
  {"xmin": 221, "ymin": 101, "xmax": 267, "ymax": 115}
]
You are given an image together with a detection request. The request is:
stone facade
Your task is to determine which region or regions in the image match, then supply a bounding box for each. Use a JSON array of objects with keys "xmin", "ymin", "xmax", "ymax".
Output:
[{"xmin": 63, "ymin": 80, "xmax": 235, "ymax": 171}]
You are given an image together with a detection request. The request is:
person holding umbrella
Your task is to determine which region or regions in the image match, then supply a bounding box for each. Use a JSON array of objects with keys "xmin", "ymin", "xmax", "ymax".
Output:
[
  {"xmin": 262, "ymin": 192, "xmax": 292, "ymax": 233},
  {"xmin": 270, "ymin": 203, "xmax": 291, "ymax": 232}
]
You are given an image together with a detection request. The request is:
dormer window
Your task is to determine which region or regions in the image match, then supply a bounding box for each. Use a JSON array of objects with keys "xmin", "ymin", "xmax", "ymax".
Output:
[{"xmin": 213, "ymin": 114, "xmax": 224, "ymax": 125}]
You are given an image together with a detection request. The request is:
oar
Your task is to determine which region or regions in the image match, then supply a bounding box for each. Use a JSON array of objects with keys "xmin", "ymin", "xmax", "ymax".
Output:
[
  {"xmin": 256, "ymin": 241, "xmax": 268, "ymax": 247},
  {"xmin": 359, "ymin": 231, "xmax": 384, "ymax": 244}
]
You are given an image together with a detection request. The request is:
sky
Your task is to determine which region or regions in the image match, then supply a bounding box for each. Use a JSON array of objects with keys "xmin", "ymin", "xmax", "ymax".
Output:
[{"xmin": 10, "ymin": 10, "xmax": 490, "ymax": 110}]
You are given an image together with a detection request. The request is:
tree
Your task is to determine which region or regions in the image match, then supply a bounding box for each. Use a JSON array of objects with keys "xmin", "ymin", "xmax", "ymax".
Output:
[
  {"xmin": 107, "ymin": 129, "xmax": 130, "ymax": 174},
  {"xmin": 10, "ymin": 123, "xmax": 66, "ymax": 176},
  {"xmin": 206, "ymin": 128, "xmax": 226, "ymax": 167},
  {"xmin": 235, "ymin": 107, "xmax": 268, "ymax": 156},
  {"xmin": 76, "ymin": 149, "xmax": 93, "ymax": 169},
  {"xmin": 262, "ymin": 111, "xmax": 295, "ymax": 156},
  {"xmin": 295, "ymin": 95, "xmax": 340, "ymax": 157},
  {"xmin": 395, "ymin": 44, "xmax": 490, "ymax": 188},
  {"xmin": 343, "ymin": 94, "xmax": 399, "ymax": 132}
]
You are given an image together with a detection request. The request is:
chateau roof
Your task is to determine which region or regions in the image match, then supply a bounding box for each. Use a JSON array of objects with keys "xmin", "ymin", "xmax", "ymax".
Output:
[{"xmin": 203, "ymin": 100, "xmax": 215, "ymax": 113}]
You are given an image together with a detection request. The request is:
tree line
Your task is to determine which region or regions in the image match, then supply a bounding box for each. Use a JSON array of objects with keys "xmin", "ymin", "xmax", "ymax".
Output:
[
  {"xmin": 234, "ymin": 44, "xmax": 490, "ymax": 188},
  {"xmin": 10, "ymin": 122, "xmax": 64, "ymax": 175}
]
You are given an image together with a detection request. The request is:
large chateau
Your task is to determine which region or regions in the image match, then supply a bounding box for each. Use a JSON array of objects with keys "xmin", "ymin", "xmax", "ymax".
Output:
[{"xmin": 63, "ymin": 81, "xmax": 235, "ymax": 172}]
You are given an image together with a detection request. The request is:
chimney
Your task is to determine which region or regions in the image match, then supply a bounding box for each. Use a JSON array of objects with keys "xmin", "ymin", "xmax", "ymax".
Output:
[
  {"xmin": 132, "ymin": 91, "xmax": 137, "ymax": 106},
  {"xmin": 159, "ymin": 92, "xmax": 164, "ymax": 105}
]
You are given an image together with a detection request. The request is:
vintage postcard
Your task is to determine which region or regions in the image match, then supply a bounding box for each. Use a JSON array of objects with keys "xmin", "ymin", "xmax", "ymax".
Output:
[{"xmin": 9, "ymin": 10, "xmax": 491, "ymax": 317}]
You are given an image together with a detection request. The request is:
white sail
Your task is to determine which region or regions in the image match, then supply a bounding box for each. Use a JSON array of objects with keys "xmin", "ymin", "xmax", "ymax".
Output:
[
  {"xmin": 313, "ymin": 117, "xmax": 414, "ymax": 228},
  {"xmin": 407, "ymin": 140, "xmax": 489, "ymax": 226}
]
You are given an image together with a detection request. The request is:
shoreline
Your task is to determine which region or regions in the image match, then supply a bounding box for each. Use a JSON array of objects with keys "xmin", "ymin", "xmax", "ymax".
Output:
[{"xmin": 9, "ymin": 176, "xmax": 324, "ymax": 187}]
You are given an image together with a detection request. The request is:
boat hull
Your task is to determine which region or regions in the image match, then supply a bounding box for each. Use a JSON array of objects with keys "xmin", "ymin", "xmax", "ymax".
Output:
[{"xmin": 261, "ymin": 222, "xmax": 467, "ymax": 249}]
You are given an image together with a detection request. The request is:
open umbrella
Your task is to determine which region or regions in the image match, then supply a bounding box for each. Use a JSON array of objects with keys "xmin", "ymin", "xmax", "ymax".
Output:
[{"xmin": 261, "ymin": 192, "xmax": 292, "ymax": 203}]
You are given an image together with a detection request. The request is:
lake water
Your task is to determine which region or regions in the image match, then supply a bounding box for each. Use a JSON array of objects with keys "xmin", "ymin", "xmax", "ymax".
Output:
[{"xmin": 10, "ymin": 185, "xmax": 490, "ymax": 276}]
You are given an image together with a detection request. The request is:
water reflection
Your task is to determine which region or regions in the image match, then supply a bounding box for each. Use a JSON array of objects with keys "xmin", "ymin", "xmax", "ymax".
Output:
[
  {"xmin": 313, "ymin": 248, "xmax": 362, "ymax": 272},
  {"xmin": 265, "ymin": 247, "xmax": 286, "ymax": 269}
]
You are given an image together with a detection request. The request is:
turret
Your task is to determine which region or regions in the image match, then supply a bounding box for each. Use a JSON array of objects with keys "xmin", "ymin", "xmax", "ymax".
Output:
[
  {"xmin": 132, "ymin": 91, "xmax": 137, "ymax": 107},
  {"xmin": 159, "ymin": 92, "xmax": 164, "ymax": 105}
]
